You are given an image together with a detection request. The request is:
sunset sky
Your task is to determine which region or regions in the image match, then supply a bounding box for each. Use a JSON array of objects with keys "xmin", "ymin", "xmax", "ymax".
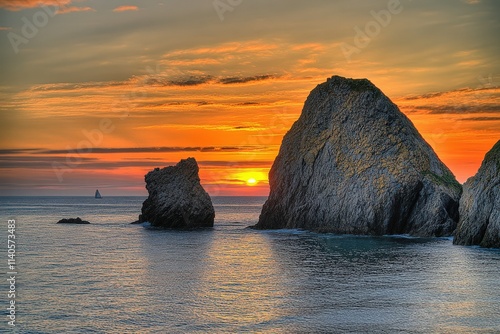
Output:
[{"xmin": 0, "ymin": 0, "xmax": 499, "ymax": 196}]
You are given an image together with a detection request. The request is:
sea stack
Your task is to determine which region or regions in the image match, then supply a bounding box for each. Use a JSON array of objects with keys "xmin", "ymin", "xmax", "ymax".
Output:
[
  {"xmin": 255, "ymin": 75, "xmax": 461, "ymax": 236},
  {"xmin": 454, "ymin": 140, "xmax": 500, "ymax": 248},
  {"xmin": 138, "ymin": 158, "xmax": 215, "ymax": 229}
]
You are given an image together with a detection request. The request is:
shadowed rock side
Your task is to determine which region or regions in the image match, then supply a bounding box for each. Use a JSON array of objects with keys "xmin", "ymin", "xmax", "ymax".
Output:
[
  {"xmin": 255, "ymin": 76, "xmax": 461, "ymax": 236},
  {"xmin": 138, "ymin": 158, "xmax": 215, "ymax": 229},
  {"xmin": 454, "ymin": 140, "xmax": 500, "ymax": 248}
]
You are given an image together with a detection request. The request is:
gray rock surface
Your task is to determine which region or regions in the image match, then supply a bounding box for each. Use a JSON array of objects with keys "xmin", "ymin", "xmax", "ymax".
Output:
[
  {"xmin": 454, "ymin": 140, "xmax": 500, "ymax": 248},
  {"xmin": 57, "ymin": 217, "xmax": 90, "ymax": 224},
  {"xmin": 255, "ymin": 76, "xmax": 461, "ymax": 236},
  {"xmin": 139, "ymin": 158, "xmax": 215, "ymax": 228}
]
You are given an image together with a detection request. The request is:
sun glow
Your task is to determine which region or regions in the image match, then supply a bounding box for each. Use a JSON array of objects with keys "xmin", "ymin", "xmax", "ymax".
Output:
[
  {"xmin": 246, "ymin": 178, "xmax": 257, "ymax": 186},
  {"xmin": 233, "ymin": 171, "xmax": 268, "ymax": 187}
]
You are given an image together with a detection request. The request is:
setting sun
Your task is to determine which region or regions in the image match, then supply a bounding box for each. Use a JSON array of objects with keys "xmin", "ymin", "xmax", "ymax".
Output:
[
  {"xmin": 233, "ymin": 171, "xmax": 268, "ymax": 187},
  {"xmin": 246, "ymin": 178, "xmax": 257, "ymax": 186}
]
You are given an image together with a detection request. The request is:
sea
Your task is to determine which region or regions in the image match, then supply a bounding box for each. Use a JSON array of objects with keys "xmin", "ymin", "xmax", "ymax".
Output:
[{"xmin": 0, "ymin": 196, "xmax": 499, "ymax": 333}]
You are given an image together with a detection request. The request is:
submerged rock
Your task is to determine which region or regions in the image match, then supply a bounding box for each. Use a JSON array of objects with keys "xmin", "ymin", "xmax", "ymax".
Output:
[
  {"xmin": 138, "ymin": 158, "xmax": 215, "ymax": 229},
  {"xmin": 57, "ymin": 217, "xmax": 90, "ymax": 224},
  {"xmin": 454, "ymin": 140, "xmax": 500, "ymax": 248},
  {"xmin": 255, "ymin": 75, "xmax": 461, "ymax": 236}
]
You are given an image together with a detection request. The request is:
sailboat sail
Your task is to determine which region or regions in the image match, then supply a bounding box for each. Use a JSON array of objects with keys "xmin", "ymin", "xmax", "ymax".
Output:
[{"xmin": 95, "ymin": 189, "xmax": 102, "ymax": 199}]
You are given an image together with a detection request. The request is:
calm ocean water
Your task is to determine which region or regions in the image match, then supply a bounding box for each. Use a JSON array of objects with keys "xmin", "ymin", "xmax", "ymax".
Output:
[{"xmin": 0, "ymin": 196, "xmax": 499, "ymax": 333}]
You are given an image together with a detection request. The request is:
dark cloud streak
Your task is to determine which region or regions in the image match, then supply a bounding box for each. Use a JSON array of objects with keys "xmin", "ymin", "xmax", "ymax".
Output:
[
  {"xmin": 402, "ymin": 87, "xmax": 499, "ymax": 101},
  {"xmin": 143, "ymin": 74, "xmax": 278, "ymax": 87},
  {"xmin": 0, "ymin": 157, "xmax": 273, "ymax": 170},
  {"xmin": 0, "ymin": 146, "xmax": 271, "ymax": 155},
  {"xmin": 219, "ymin": 75, "xmax": 278, "ymax": 85},
  {"xmin": 403, "ymin": 104, "xmax": 500, "ymax": 115},
  {"xmin": 40, "ymin": 146, "xmax": 269, "ymax": 154},
  {"xmin": 461, "ymin": 116, "xmax": 500, "ymax": 121},
  {"xmin": 0, "ymin": 148, "xmax": 41, "ymax": 155}
]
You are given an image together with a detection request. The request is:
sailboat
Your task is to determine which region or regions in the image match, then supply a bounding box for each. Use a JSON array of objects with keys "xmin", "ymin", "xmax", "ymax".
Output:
[{"xmin": 95, "ymin": 189, "xmax": 102, "ymax": 199}]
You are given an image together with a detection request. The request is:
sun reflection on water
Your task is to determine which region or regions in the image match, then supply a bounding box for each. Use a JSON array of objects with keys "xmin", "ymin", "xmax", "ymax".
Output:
[{"xmin": 194, "ymin": 231, "xmax": 289, "ymax": 328}]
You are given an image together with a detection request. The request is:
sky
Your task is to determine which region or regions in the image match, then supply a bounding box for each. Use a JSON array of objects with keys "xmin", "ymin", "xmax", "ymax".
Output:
[{"xmin": 0, "ymin": 0, "xmax": 499, "ymax": 196}]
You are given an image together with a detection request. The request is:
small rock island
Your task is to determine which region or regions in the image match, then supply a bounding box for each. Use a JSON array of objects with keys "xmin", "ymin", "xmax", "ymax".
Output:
[
  {"xmin": 137, "ymin": 157, "xmax": 215, "ymax": 229},
  {"xmin": 454, "ymin": 140, "xmax": 500, "ymax": 248},
  {"xmin": 57, "ymin": 217, "xmax": 90, "ymax": 224},
  {"xmin": 255, "ymin": 75, "xmax": 462, "ymax": 237}
]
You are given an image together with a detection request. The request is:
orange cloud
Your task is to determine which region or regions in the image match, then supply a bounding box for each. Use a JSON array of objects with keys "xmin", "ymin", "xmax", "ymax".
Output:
[
  {"xmin": 394, "ymin": 86, "xmax": 500, "ymax": 183},
  {"xmin": 0, "ymin": 0, "xmax": 72, "ymax": 11},
  {"xmin": 56, "ymin": 6, "xmax": 94, "ymax": 14},
  {"xmin": 164, "ymin": 41, "xmax": 280, "ymax": 57},
  {"xmin": 113, "ymin": 5, "xmax": 138, "ymax": 12},
  {"xmin": 0, "ymin": 0, "xmax": 94, "ymax": 14}
]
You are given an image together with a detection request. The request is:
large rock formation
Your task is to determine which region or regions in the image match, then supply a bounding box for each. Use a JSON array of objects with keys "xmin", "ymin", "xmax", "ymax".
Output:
[
  {"xmin": 138, "ymin": 158, "xmax": 215, "ymax": 228},
  {"xmin": 454, "ymin": 140, "xmax": 500, "ymax": 248},
  {"xmin": 255, "ymin": 76, "xmax": 462, "ymax": 236}
]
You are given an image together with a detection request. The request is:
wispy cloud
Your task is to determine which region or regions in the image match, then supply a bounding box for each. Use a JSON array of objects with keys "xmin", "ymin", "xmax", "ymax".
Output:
[
  {"xmin": 0, "ymin": 148, "xmax": 41, "ymax": 155},
  {"xmin": 219, "ymin": 75, "xmax": 278, "ymax": 85},
  {"xmin": 28, "ymin": 81, "xmax": 127, "ymax": 92},
  {"xmin": 142, "ymin": 74, "xmax": 279, "ymax": 87},
  {"xmin": 397, "ymin": 86, "xmax": 500, "ymax": 115},
  {"xmin": 135, "ymin": 124, "xmax": 267, "ymax": 132},
  {"xmin": 164, "ymin": 41, "xmax": 280, "ymax": 57},
  {"xmin": 37, "ymin": 146, "xmax": 269, "ymax": 154},
  {"xmin": 56, "ymin": 6, "xmax": 94, "ymax": 14},
  {"xmin": 402, "ymin": 91, "xmax": 452, "ymax": 101},
  {"xmin": 423, "ymin": 105, "xmax": 500, "ymax": 115},
  {"xmin": 0, "ymin": 0, "xmax": 72, "ymax": 11},
  {"xmin": 401, "ymin": 86, "xmax": 499, "ymax": 101},
  {"xmin": 0, "ymin": 156, "xmax": 273, "ymax": 170},
  {"xmin": 0, "ymin": 0, "xmax": 93, "ymax": 14},
  {"xmin": 113, "ymin": 5, "xmax": 139, "ymax": 12},
  {"xmin": 145, "ymin": 75, "xmax": 214, "ymax": 87},
  {"xmin": 0, "ymin": 146, "xmax": 271, "ymax": 156},
  {"xmin": 461, "ymin": 116, "xmax": 500, "ymax": 121}
]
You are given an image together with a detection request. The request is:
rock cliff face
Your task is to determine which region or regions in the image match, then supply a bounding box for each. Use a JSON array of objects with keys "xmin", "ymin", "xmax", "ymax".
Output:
[
  {"xmin": 255, "ymin": 76, "xmax": 461, "ymax": 236},
  {"xmin": 139, "ymin": 158, "xmax": 215, "ymax": 229},
  {"xmin": 454, "ymin": 141, "xmax": 500, "ymax": 248}
]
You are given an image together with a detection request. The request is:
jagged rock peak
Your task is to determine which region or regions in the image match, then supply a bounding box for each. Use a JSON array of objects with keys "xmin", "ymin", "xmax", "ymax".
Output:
[
  {"xmin": 138, "ymin": 157, "xmax": 215, "ymax": 229},
  {"xmin": 454, "ymin": 140, "xmax": 500, "ymax": 248},
  {"xmin": 255, "ymin": 75, "xmax": 461, "ymax": 236}
]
